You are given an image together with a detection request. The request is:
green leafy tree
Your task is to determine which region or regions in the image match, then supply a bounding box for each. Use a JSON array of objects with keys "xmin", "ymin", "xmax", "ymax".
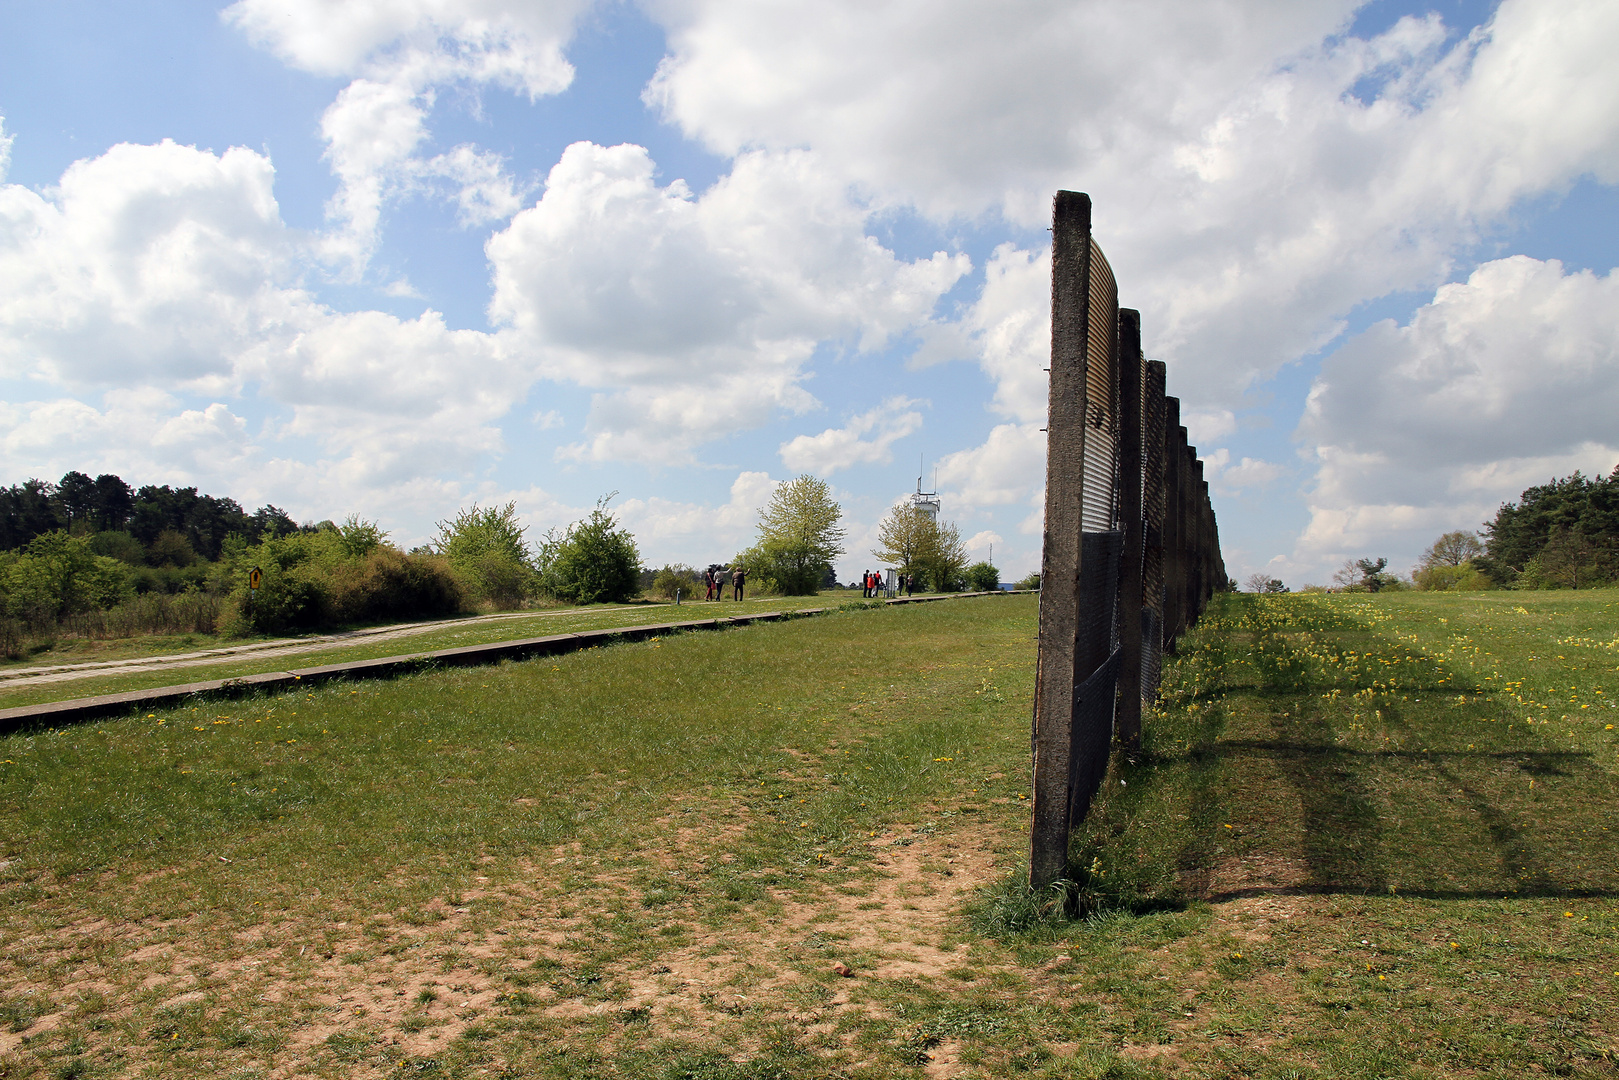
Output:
[
  {"xmin": 916, "ymin": 520, "xmax": 969, "ymax": 591},
  {"xmin": 146, "ymin": 529, "xmax": 197, "ymax": 567},
  {"xmin": 537, "ymin": 496, "xmax": 641, "ymax": 604},
  {"xmin": 0, "ymin": 531, "xmax": 134, "ymax": 622},
  {"xmin": 435, "ymin": 501, "xmax": 534, "ymax": 607},
  {"xmin": 1519, "ymin": 525, "xmax": 1610, "ymax": 590},
  {"xmin": 1479, "ymin": 467, "xmax": 1619, "ymax": 585},
  {"xmin": 337, "ymin": 515, "xmax": 387, "ymax": 559},
  {"xmin": 1413, "ymin": 529, "xmax": 1490, "ymax": 591},
  {"xmin": 871, "ymin": 503, "xmax": 970, "ymax": 591},
  {"xmin": 752, "ymin": 475, "xmax": 845, "ymax": 596},
  {"xmin": 87, "ymin": 530, "xmax": 145, "ymax": 565},
  {"xmin": 872, "ymin": 504, "xmax": 934, "ymax": 577},
  {"xmin": 965, "ymin": 561, "xmax": 1000, "ymax": 591}
]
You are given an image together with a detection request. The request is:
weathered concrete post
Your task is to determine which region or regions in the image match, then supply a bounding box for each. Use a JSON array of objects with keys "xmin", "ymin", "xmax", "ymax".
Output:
[
  {"xmin": 1141, "ymin": 360, "xmax": 1167, "ymax": 700},
  {"xmin": 1115, "ymin": 310, "xmax": 1144, "ymax": 750},
  {"xmin": 1030, "ymin": 191, "xmax": 1094, "ymax": 890},
  {"xmin": 1185, "ymin": 440, "xmax": 1198, "ymax": 634},
  {"xmin": 1189, "ymin": 461, "xmax": 1206, "ymax": 625},
  {"xmin": 1161, "ymin": 399, "xmax": 1183, "ymax": 653}
]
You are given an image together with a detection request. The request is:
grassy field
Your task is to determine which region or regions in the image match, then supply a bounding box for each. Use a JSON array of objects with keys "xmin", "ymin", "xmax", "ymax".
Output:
[
  {"xmin": 0, "ymin": 590, "xmax": 1615, "ymax": 1078},
  {"xmin": 0, "ymin": 594, "xmax": 852, "ymax": 711}
]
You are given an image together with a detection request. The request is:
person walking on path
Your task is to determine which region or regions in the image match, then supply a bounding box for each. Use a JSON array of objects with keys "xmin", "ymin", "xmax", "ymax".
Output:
[
  {"xmin": 703, "ymin": 568, "xmax": 714, "ymax": 602},
  {"xmin": 733, "ymin": 566, "xmax": 745, "ymax": 601}
]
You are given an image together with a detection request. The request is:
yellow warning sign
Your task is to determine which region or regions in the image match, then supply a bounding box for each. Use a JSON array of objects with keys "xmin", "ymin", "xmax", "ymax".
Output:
[{"xmin": 249, "ymin": 566, "xmax": 262, "ymax": 590}]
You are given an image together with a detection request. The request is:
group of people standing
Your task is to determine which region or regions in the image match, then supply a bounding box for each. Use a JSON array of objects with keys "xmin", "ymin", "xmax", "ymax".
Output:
[
  {"xmin": 703, "ymin": 565, "xmax": 745, "ymax": 601},
  {"xmin": 861, "ymin": 570, "xmax": 915, "ymax": 598}
]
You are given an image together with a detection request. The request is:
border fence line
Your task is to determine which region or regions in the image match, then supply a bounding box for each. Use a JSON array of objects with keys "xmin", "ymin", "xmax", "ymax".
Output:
[{"xmin": 1030, "ymin": 191, "xmax": 1227, "ymax": 890}]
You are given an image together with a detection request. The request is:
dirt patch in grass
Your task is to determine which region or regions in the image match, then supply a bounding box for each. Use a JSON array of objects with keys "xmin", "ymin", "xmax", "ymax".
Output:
[{"xmin": 0, "ymin": 808, "xmax": 1034, "ymax": 1077}]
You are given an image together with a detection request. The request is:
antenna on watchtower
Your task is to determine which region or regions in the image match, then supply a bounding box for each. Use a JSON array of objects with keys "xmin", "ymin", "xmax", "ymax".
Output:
[{"xmin": 912, "ymin": 455, "xmax": 941, "ymax": 522}]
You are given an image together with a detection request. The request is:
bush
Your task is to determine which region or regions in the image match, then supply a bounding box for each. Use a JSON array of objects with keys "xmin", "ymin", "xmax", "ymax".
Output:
[
  {"xmin": 326, "ymin": 549, "xmax": 464, "ymax": 623},
  {"xmin": 965, "ymin": 561, "xmax": 1000, "ymax": 591},
  {"xmin": 225, "ymin": 545, "xmax": 329, "ymax": 635},
  {"xmin": 131, "ymin": 563, "xmax": 212, "ymax": 595},
  {"xmin": 222, "ymin": 531, "xmax": 467, "ymax": 635},
  {"xmin": 434, "ymin": 502, "xmax": 536, "ymax": 606},
  {"xmin": 650, "ymin": 564, "xmax": 699, "ymax": 601},
  {"xmin": 0, "ymin": 531, "xmax": 134, "ymax": 623},
  {"xmin": 536, "ymin": 497, "xmax": 641, "ymax": 605},
  {"xmin": 87, "ymin": 530, "xmax": 144, "ymax": 564},
  {"xmin": 728, "ymin": 547, "xmax": 779, "ymax": 597},
  {"xmin": 1013, "ymin": 571, "xmax": 1041, "ymax": 591},
  {"xmin": 145, "ymin": 529, "xmax": 197, "ymax": 567},
  {"xmin": 1413, "ymin": 563, "xmax": 1492, "ymax": 591},
  {"xmin": 337, "ymin": 515, "xmax": 387, "ymax": 559}
]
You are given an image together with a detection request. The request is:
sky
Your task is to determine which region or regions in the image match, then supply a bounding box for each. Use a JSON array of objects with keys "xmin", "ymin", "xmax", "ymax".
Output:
[{"xmin": 0, "ymin": 0, "xmax": 1615, "ymax": 587}]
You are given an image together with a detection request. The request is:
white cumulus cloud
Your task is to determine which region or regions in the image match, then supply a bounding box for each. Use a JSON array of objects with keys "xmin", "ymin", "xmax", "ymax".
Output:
[
  {"xmin": 779, "ymin": 397, "xmax": 924, "ymax": 476},
  {"xmin": 1292, "ymin": 255, "xmax": 1619, "ymax": 579},
  {"xmin": 646, "ymin": 0, "xmax": 1619, "ymax": 405},
  {"xmin": 226, "ymin": 0, "xmax": 582, "ymax": 274},
  {"xmin": 487, "ymin": 142, "xmax": 968, "ymax": 463},
  {"xmin": 0, "ymin": 137, "xmax": 524, "ymax": 509}
]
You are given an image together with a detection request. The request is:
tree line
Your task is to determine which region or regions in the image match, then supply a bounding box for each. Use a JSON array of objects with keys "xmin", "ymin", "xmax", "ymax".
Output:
[
  {"xmin": 0, "ymin": 467, "xmax": 1025, "ymax": 658},
  {"xmin": 1246, "ymin": 465, "xmax": 1619, "ymax": 594},
  {"xmin": 0, "ymin": 472, "xmax": 298, "ymax": 561}
]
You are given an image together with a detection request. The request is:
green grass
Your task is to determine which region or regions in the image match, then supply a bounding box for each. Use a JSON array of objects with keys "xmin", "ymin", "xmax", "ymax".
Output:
[
  {"xmin": 1, "ymin": 589, "xmax": 1615, "ymax": 1079},
  {"xmin": 0, "ymin": 593, "xmax": 852, "ymax": 710},
  {"xmin": 1037, "ymin": 588, "xmax": 1619, "ymax": 1077}
]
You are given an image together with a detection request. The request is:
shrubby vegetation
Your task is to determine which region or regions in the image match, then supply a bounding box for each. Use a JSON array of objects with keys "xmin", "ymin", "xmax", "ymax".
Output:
[
  {"xmin": 535, "ymin": 497, "xmax": 642, "ymax": 604},
  {"xmin": 432, "ymin": 502, "xmax": 535, "ymax": 608},
  {"xmin": 870, "ymin": 503, "xmax": 970, "ymax": 591},
  {"xmin": 224, "ymin": 526, "xmax": 465, "ymax": 635},
  {"xmin": 0, "ymin": 471, "xmax": 653, "ymax": 657},
  {"xmin": 650, "ymin": 564, "xmax": 701, "ymax": 601},
  {"xmin": 1411, "ymin": 530, "xmax": 1491, "ymax": 591},
  {"xmin": 964, "ymin": 561, "xmax": 1001, "ymax": 591}
]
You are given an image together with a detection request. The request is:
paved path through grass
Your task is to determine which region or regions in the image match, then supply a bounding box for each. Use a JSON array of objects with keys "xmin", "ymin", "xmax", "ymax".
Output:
[{"xmin": 0, "ymin": 595, "xmax": 841, "ymax": 710}]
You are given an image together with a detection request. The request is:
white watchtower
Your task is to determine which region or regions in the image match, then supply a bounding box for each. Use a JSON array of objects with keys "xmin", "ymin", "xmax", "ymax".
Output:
[{"xmin": 911, "ymin": 459, "xmax": 940, "ymax": 522}]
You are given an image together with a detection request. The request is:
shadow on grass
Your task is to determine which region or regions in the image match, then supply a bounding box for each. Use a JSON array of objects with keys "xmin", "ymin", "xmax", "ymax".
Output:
[{"xmin": 1012, "ymin": 592, "xmax": 1619, "ymax": 925}]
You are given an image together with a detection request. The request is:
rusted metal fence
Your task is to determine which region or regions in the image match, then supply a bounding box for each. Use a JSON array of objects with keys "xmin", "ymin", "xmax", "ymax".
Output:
[{"xmin": 1030, "ymin": 191, "xmax": 1227, "ymax": 889}]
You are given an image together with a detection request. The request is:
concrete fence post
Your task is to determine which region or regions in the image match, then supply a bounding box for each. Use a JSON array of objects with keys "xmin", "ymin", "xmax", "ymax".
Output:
[
  {"xmin": 1115, "ymin": 309, "xmax": 1144, "ymax": 750},
  {"xmin": 1030, "ymin": 191, "xmax": 1094, "ymax": 890}
]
